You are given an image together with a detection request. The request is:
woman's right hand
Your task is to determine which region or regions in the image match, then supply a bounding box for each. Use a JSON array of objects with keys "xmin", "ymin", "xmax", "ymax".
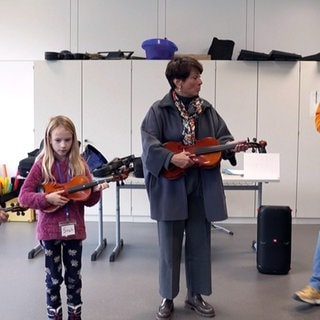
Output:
[{"xmin": 170, "ymin": 151, "xmax": 195, "ymax": 169}]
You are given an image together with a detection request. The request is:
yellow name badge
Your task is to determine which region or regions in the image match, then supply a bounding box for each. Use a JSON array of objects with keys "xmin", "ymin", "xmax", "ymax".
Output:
[{"xmin": 59, "ymin": 221, "xmax": 76, "ymax": 237}]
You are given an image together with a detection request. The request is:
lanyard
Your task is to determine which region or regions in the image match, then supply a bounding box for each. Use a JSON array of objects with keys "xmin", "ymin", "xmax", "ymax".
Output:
[{"xmin": 55, "ymin": 161, "xmax": 70, "ymax": 221}]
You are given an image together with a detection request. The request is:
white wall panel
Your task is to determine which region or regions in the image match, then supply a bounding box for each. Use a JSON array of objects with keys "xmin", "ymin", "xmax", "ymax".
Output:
[
  {"xmin": 254, "ymin": 0, "xmax": 320, "ymax": 56},
  {"xmin": 78, "ymin": 0, "xmax": 158, "ymax": 58},
  {"xmin": 0, "ymin": 0, "xmax": 72, "ymax": 60},
  {"xmin": 166, "ymin": 0, "xmax": 248, "ymax": 58},
  {"xmin": 1, "ymin": 1, "xmax": 320, "ymax": 61}
]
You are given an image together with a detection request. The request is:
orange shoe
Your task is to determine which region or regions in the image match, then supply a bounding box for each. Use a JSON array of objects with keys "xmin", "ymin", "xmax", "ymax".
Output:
[{"xmin": 293, "ymin": 285, "xmax": 320, "ymax": 305}]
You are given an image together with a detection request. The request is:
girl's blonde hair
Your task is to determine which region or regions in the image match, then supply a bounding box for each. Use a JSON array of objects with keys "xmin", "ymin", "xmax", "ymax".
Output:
[{"xmin": 37, "ymin": 115, "xmax": 86, "ymax": 183}]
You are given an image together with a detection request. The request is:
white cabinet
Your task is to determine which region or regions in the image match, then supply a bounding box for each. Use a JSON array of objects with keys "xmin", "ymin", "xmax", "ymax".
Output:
[
  {"xmin": 131, "ymin": 60, "xmax": 168, "ymax": 218},
  {"xmin": 131, "ymin": 60, "xmax": 169, "ymax": 156},
  {"xmin": 82, "ymin": 60, "xmax": 132, "ymax": 218},
  {"xmin": 297, "ymin": 62, "xmax": 320, "ymax": 218},
  {"xmin": 34, "ymin": 60, "xmax": 132, "ymax": 219},
  {"xmin": 34, "ymin": 61, "xmax": 82, "ymax": 145},
  {"xmin": 34, "ymin": 60, "xmax": 319, "ymax": 220},
  {"xmin": 0, "ymin": 61, "xmax": 34, "ymax": 178},
  {"xmin": 257, "ymin": 61, "xmax": 300, "ymax": 213},
  {"xmin": 215, "ymin": 61, "xmax": 258, "ymax": 217}
]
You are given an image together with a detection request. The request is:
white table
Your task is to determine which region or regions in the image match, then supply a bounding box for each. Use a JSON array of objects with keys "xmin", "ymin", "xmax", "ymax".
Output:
[
  {"xmin": 108, "ymin": 174, "xmax": 280, "ymax": 262},
  {"xmin": 27, "ymin": 174, "xmax": 279, "ymax": 261}
]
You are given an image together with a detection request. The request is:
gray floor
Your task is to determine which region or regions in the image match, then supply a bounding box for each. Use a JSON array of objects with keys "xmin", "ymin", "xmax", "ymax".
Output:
[{"xmin": 1, "ymin": 221, "xmax": 320, "ymax": 320}]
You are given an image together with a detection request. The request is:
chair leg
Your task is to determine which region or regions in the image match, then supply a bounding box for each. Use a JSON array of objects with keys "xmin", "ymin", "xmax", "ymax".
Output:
[{"xmin": 211, "ymin": 223, "xmax": 234, "ymax": 235}]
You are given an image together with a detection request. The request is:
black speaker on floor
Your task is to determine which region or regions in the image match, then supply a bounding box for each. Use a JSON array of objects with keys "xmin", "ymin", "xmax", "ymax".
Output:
[{"xmin": 256, "ymin": 205, "xmax": 292, "ymax": 275}]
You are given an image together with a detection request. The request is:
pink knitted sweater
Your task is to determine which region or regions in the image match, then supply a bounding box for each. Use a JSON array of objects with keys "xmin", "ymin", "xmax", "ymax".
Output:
[{"xmin": 18, "ymin": 158, "xmax": 101, "ymax": 241}]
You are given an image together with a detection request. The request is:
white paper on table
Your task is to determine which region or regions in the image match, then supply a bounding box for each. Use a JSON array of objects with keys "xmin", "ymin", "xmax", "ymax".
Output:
[{"xmin": 243, "ymin": 153, "xmax": 280, "ymax": 180}]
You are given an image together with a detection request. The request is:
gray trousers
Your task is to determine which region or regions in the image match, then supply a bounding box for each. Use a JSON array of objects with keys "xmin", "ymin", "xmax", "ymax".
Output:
[{"xmin": 157, "ymin": 193, "xmax": 212, "ymax": 300}]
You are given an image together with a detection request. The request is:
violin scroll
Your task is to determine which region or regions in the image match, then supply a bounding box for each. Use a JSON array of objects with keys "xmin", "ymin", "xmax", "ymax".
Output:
[{"xmin": 247, "ymin": 138, "xmax": 267, "ymax": 153}]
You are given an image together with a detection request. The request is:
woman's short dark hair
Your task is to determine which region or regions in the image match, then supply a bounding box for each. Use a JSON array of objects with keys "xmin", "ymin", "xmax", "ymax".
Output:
[{"xmin": 165, "ymin": 56, "xmax": 203, "ymax": 89}]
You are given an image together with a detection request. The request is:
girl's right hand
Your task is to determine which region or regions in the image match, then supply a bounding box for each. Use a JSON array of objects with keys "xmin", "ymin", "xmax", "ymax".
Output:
[{"xmin": 45, "ymin": 190, "xmax": 69, "ymax": 208}]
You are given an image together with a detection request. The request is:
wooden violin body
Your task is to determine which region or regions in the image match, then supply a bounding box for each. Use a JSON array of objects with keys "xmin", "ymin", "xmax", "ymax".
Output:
[
  {"xmin": 162, "ymin": 137, "xmax": 267, "ymax": 180},
  {"xmin": 43, "ymin": 175, "xmax": 92, "ymax": 204},
  {"xmin": 42, "ymin": 167, "xmax": 132, "ymax": 213}
]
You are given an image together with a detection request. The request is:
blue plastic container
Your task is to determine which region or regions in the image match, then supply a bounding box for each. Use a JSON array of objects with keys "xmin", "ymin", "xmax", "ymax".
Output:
[{"xmin": 142, "ymin": 38, "xmax": 178, "ymax": 60}]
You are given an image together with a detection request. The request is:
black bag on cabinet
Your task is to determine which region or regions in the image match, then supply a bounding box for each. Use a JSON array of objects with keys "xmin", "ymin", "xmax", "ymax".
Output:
[
  {"xmin": 237, "ymin": 49, "xmax": 270, "ymax": 61},
  {"xmin": 256, "ymin": 205, "xmax": 292, "ymax": 275},
  {"xmin": 18, "ymin": 140, "xmax": 44, "ymax": 177},
  {"xmin": 301, "ymin": 52, "xmax": 320, "ymax": 61},
  {"xmin": 208, "ymin": 37, "xmax": 235, "ymax": 60},
  {"xmin": 269, "ymin": 50, "xmax": 302, "ymax": 61},
  {"xmin": 18, "ymin": 157, "xmax": 37, "ymax": 177}
]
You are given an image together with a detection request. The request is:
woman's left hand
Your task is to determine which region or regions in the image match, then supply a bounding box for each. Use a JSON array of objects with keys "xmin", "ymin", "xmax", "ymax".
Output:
[
  {"xmin": 93, "ymin": 182, "xmax": 109, "ymax": 192},
  {"xmin": 230, "ymin": 140, "xmax": 249, "ymax": 153}
]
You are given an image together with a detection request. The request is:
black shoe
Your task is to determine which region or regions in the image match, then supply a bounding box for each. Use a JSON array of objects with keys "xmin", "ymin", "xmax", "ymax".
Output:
[
  {"xmin": 185, "ymin": 294, "xmax": 215, "ymax": 317},
  {"xmin": 156, "ymin": 298, "xmax": 174, "ymax": 320}
]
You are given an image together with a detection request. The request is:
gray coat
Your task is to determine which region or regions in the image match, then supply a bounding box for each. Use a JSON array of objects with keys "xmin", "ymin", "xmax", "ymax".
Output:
[{"xmin": 141, "ymin": 91, "xmax": 234, "ymax": 222}]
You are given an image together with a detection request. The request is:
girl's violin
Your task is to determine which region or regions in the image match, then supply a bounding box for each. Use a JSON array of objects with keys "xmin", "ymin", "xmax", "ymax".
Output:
[
  {"xmin": 42, "ymin": 168, "xmax": 132, "ymax": 213},
  {"xmin": 162, "ymin": 137, "xmax": 267, "ymax": 180},
  {"xmin": 1, "ymin": 204, "xmax": 29, "ymax": 213}
]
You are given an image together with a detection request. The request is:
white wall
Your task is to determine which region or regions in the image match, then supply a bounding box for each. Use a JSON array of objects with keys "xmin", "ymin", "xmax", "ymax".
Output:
[{"xmin": 1, "ymin": 0, "xmax": 319, "ymax": 60}]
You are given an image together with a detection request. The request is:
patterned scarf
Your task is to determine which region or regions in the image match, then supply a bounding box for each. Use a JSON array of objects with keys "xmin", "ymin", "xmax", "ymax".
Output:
[{"xmin": 172, "ymin": 90, "xmax": 202, "ymax": 145}]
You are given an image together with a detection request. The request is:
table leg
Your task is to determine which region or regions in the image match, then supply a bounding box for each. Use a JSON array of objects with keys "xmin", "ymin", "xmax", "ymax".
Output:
[
  {"xmin": 252, "ymin": 182, "xmax": 263, "ymax": 251},
  {"xmin": 257, "ymin": 182, "xmax": 262, "ymax": 209},
  {"xmin": 109, "ymin": 182, "xmax": 124, "ymax": 262},
  {"xmin": 91, "ymin": 196, "xmax": 107, "ymax": 261},
  {"xmin": 28, "ymin": 243, "xmax": 42, "ymax": 259},
  {"xmin": 211, "ymin": 223, "xmax": 234, "ymax": 235}
]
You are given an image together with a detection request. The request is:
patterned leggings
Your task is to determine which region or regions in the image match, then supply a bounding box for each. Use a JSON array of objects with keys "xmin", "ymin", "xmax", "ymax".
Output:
[{"xmin": 41, "ymin": 239, "xmax": 83, "ymax": 309}]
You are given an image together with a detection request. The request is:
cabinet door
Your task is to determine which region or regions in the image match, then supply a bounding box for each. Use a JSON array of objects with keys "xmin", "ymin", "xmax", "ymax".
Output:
[
  {"xmin": 215, "ymin": 61, "xmax": 258, "ymax": 218},
  {"xmin": 297, "ymin": 62, "xmax": 320, "ymax": 218},
  {"xmin": 34, "ymin": 61, "xmax": 82, "ymax": 146},
  {"xmin": 131, "ymin": 60, "xmax": 169, "ymax": 156},
  {"xmin": 257, "ymin": 61, "xmax": 299, "ymax": 211},
  {"xmin": 131, "ymin": 60, "xmax": 168, "ymax": 218},
  {"xmin": 82, "ymin": 60, "xmax": 132, "ymax": 218},
  {"xmin": 0, "ymin": 61, "xmax": 34, "ymax": 177}
]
